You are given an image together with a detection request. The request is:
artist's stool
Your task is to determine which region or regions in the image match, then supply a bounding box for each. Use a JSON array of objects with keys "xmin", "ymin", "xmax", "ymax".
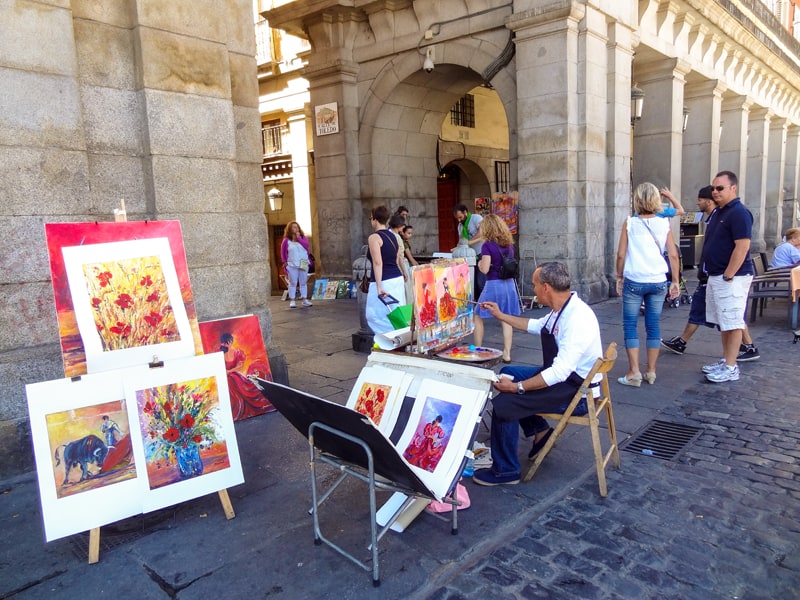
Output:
[{"xmin": 522, "ymin": 342, "xmax": 620, "ymax": 496}]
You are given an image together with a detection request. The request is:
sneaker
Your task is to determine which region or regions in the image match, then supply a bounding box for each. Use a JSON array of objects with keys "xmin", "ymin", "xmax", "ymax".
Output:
[
  {"xmin": 701, "ymin": 358, "xmax": 725, "ymax": 374},
  {"xmin": 660, "ymin": 336, "xmax": 686, "ymax": 355},
  {"xmin": 472, "ymin": 468, "xmax": 519, "ymax": 486},
  {"xmin": 302, "ymin": 300, "xmax": 313, "ymax": 307},
  {"xmin": 736, "ymin": 344, "xmax": 760, "ymax": 362},
  {"xmin": 289, "ymin": 301, "xmax": 297, "ymax": 308},
  {"xmin": 705, "ymin": 364, "xmax": 740, "ymax": 383}
]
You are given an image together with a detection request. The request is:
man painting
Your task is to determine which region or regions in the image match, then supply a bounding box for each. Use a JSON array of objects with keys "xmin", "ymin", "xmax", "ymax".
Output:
[{"xmin": 473, "ymin": 262, "xmax": 603, "ymax": 486}]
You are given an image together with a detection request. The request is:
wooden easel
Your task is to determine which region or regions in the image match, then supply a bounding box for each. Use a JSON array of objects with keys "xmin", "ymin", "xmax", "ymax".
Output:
[{"xmin": 85, "ymin": 203, "xmax": 236, "ymax": 563}]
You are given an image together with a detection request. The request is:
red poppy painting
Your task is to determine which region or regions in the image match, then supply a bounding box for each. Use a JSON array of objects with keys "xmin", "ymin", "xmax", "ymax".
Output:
[
  {"xmin": 45, "ymin": 221, "xmax": 201, "ymax": 376},
  {"xmin": 353, "ymin": 382, "xmax": 391, "ymax": 425}
]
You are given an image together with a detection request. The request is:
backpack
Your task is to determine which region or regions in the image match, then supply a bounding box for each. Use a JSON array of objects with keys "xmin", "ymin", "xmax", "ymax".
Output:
[{"xmin": 498, "ymin": 248, "xmax": 519, "ymax": 280}]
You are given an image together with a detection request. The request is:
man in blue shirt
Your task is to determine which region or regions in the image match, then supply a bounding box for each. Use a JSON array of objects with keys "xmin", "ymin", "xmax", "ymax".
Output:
[{"xmin": 701, "ymin": 171, "xmax": 754, "ymax": 383}]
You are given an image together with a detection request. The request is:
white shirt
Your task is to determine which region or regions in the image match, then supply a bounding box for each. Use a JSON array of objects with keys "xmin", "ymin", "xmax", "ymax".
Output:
[
  {"xmin": 623, "ymin": 216, "xmax": 670, "ymax": 283},
  {"xmin": 526, "ymin": 292, "xmax": 603, "ymax": 388}
]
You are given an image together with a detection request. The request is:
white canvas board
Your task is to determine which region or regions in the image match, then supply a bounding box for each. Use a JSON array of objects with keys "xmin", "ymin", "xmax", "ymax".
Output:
[
  {"xmin": 62, "ymin": 237, "xmax": 195, "ymax": 374},
  {"xmin": 123, "ymin": 353, "xmax": 244, "ymax": 513},
  {"xmin": 26, "ymin": 372, "xmax": 142, "ymax": 542},
  {"xmin": 396, "ymin": 378, "xmax": 486, "ymax": 499},
  {"xmin": 346, "ymin": 365, "xmax": 413, "ymax": 436}
]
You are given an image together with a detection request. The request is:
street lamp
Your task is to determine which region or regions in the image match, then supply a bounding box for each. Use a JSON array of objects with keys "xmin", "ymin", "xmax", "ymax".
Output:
[
  {"xmin": 682, "ymin": 106, "xmax": 690, "ymax": 132},
  {"xmin": 631, "ymin": 86, "xmax": 645, "ymax": 124},
  {"xmin": 267, "ymin": 186, "xmax": 283, "ymax": 211}
]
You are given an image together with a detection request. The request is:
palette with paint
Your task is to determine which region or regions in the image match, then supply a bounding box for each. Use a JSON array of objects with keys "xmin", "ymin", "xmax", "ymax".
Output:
[{"xmin": 435, "ymin": 345, "xmax": 503, "ymax": 362}]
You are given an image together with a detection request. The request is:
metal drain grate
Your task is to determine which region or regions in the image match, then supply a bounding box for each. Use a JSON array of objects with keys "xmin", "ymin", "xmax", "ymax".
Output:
[{"xmin": 622, "ymin": 420, "xmax": 702, "ymax": 461}]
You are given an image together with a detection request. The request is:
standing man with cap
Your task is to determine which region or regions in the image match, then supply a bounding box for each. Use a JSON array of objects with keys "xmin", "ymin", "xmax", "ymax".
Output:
[
  {"xmin": 661, "ymin": 186, "xmax": 760, "ymax": 361},
  {"xmin": 701, "ymin": 171, "xmax": 755, "ymax": 383}
]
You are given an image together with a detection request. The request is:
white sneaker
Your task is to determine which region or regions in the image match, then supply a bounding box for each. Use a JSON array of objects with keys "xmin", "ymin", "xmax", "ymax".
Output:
[
  {"xmin": 302, "ymin": 300, "xmax": 313, "ymax": 307},
  {"xmin": 701, "ymin": 358, "xmax": 725, "ymax": 374},
  {"xmin": 705, "ymin": 365, "xmax": 740, "ymax": 383},
  {"xmin": 289, "ymin": 301, "xmax": 297, "ymax": 308}
]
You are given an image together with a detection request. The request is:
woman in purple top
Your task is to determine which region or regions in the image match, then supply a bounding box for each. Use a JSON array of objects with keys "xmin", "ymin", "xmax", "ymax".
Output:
[{"xmin": 473, "ymin": 214, "xmax": 520, "ymax": 362}]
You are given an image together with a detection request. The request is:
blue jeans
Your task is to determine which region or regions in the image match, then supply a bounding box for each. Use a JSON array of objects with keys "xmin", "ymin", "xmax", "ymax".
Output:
[
  {"xmin": 490, "ymin": 366, "xmax": 587, "ymax": 478},
  {"xmin": 622, "ymin": 278, "xmax": 668, "ymax": 349}
]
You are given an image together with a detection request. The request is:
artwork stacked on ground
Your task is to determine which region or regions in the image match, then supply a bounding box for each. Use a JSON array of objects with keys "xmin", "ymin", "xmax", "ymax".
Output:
[
  {"xmin": 412, "ymin": 258, "xmax": 474, "ymax": 353},
  {"xmin": 27, "ymin": 221, "xmax": 247, "ymax": 542}
]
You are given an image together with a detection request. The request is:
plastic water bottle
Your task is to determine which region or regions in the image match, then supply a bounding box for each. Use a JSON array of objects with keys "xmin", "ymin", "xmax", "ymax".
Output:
[{"xmin": 462, "ymin": 450, "xmax": 475, "ymax": 477}]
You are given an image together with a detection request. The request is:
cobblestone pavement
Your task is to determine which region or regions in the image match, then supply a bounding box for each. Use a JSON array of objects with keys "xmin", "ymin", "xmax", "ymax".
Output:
[{"xmin": 2, "ymin": 287, "xmax": 799, "ymax": 599}]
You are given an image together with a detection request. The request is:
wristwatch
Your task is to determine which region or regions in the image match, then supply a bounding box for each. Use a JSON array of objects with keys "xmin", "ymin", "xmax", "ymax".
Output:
[
  {"xmin": 722, "ymin": 274, "xmax": 733, "ymax": 281},
  {"xmin": 517, "ymin": 381, "xmax": 525, "ymax": 395}
]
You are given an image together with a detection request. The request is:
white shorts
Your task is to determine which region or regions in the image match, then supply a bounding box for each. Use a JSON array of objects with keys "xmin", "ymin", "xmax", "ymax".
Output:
[{"xmin": 706, "ymin": 274, "xmax": 753, "ymax": 331}]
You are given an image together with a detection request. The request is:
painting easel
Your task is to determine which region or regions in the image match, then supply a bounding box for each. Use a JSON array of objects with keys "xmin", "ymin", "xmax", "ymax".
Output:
[{"xmin": 84, "ymin": 354, "xmax": 237, "ymax": 564}]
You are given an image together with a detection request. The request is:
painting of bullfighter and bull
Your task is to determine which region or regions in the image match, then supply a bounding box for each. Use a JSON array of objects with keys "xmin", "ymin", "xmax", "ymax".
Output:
[
  {"xmin": 27, "ymin": 354, "xmax": 243, "ymax": 541},
  {"xmin": 44, "ymin": 221, "xmax": 202, "ymax": 378},
  {"xmin": 27, "ymin": 371, "xmax": 142, "ymax": 542}
]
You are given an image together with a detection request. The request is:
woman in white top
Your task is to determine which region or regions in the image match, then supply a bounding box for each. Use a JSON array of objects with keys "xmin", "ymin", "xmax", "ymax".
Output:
[
  {"xmin": 280, "ymin": 221, "xmax": 312, "ymax": 308},
  {"xmin": 615, "ymin": 182, "xmax": 680, "ymax": 386}
]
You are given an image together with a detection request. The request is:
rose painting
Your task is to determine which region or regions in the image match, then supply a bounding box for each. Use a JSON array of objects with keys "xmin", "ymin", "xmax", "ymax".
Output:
[
  {"xmin": 353, "ymin": 382, "xmax": 391, "ymax": 425},
  {"xmin": 83, "ymin": 256, "xmax": 179, "ymax": 352},
  {"xmin": 135, "ymin": 376, "xmax": 230, "ymax": 490}
]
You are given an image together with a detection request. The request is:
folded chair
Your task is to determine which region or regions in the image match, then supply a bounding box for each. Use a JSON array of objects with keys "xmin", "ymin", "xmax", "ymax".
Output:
[{"xmin": 522, "ymin": 342, "xmax": 620, "ymax": 496}]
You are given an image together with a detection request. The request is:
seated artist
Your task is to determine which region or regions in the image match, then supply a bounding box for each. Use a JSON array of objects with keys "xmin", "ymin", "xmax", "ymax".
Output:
[{"xmin": 472, "ymin": 262, "xmax": 603, "ymax": 486}]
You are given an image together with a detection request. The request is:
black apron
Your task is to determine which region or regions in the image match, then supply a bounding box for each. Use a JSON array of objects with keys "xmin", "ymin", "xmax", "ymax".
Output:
[{"xmin": 493, "ymin": 294, "xmax": 587, "ymax": 421}]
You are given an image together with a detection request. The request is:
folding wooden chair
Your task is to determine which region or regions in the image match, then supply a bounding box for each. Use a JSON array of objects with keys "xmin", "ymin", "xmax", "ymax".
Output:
[{"xmin": 522, "ymin": 342, "xmax": 620, "ymax": 497}]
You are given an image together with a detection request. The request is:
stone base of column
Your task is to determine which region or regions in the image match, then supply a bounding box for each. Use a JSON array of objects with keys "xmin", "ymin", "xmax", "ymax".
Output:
[{"xmin": 352, "ymin": 331, "xmax": 374, "ymax": 353}]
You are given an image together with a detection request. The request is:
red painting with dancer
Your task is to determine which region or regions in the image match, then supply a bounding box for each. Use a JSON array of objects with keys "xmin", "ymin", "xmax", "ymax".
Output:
[{"xmin": 199, "ymin": 315, "xmax": 275, "ymax": 420}]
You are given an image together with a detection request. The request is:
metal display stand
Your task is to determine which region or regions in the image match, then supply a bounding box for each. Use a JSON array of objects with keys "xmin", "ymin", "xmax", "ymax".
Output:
[
  {"xmin": 308, "ymin": 422, "xmax": 461, "ymax": 586},
  {"xmin": 255, "ymin": 364, "xmax": 492, "ymax": 585}
]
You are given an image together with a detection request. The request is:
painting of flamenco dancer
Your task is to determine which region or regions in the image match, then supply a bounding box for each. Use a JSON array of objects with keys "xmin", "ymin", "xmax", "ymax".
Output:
[
  {"xmin": 199, "ymin": 314, "xmax": 275, "ymax": 420},
  {"xmin": 452, "ymin": 262, "xmax": 472, "ymax": 316},
  {"xmin": 46, "ymin": 221, "xmax": 201, "ymax": 377},
  {"xmin": 413, "ymin": 266, "xmax": 437, "ymax": 328},
  {"xmin": 402, "ymin": 396, "xmax": 461, "ymax": 473}
]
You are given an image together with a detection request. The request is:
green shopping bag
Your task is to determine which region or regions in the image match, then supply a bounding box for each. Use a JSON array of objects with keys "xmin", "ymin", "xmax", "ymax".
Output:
[{"xmin": 387, "ymin": 304, "xmax": 413, "ymax": 330}]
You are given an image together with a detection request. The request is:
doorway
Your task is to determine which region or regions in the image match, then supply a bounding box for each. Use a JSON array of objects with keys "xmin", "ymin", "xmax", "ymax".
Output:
[{"xmin": 436, "ymin": 166, "xmax": 460, "ymax": 251}]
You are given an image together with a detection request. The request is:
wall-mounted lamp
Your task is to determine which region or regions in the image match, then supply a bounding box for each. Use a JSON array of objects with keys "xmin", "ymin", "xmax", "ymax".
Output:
[
  {"xmin": 682, "ymin": 106, "xmax": 690, "ymax": 132},
  {"xmin": 267, "ymin": 186, "xmax": 283, "ymax": 211},
  {"xmin": 631, "ymin": 86, "xmax": 645, "ymax": 124},
  {"xmin": 423, "ymin": 47, "xmax": 434, "ymax": 73}
]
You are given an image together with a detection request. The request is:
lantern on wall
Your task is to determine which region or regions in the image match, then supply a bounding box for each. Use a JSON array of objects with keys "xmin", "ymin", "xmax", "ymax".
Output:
[{"xmin": 267, "ymin": 186, "xmax": 283, "ymax": 211}]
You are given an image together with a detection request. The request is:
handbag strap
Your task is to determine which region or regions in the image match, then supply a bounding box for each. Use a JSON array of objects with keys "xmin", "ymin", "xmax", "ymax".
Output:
[{"xmin": 639, "ymin": 217, "xmax": 664, "ymax": 254}]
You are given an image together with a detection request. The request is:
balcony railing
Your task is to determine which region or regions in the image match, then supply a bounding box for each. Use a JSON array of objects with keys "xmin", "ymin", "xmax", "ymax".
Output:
[{"xmin": 262, "ymin": 124, "xmax": 284, "ymax": 156}]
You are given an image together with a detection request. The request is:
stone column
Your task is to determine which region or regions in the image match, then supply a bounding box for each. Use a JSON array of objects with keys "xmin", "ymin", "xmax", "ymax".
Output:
[
  {"xmin": 286, "ymin": 109, "xmax": 314, "ymax": 237},
  {"xmin": 682, "ymin": 80, "xmax": 725, "ymax": 197},
  {"xmin": 783, "ymin": 125, "xmax": 800, "ymax": 232},
  {"xmin": 745, "ymin": 107, "xmax": 772, "ymax": 252},
  {"xmin": 632, "ymin": 58, "xmax": 690, "ymax": 195},
  {"xmin": 719, "ymin": 95, "xmax": 751, "ymax": 183},
  {"xmin": 766, "ymin": 118, "xmax": 788, "ymax": 247},
  {"xmin": 302, "ymin": 10, "xmax": 364, "ymax": 276},
  {"xmin": 509, "ymin": 1, "xmax": 629, "ymax": 302}
]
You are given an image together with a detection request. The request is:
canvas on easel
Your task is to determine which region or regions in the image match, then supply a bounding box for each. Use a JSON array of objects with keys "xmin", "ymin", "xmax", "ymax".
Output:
[
  {"xmin": 123, "ymin": 353, "xmax": 244, "ymax": 513},
  {"xmin": 62, "ymin": 238, "xmax": 196, "ymax": 375},
  {"xmin": 44, "ymin": 221, "xmax": 202, "ymax": 377},
  {"xmin": 27, "ymin": 371, "xmax": 141, "ymax": 542}
]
